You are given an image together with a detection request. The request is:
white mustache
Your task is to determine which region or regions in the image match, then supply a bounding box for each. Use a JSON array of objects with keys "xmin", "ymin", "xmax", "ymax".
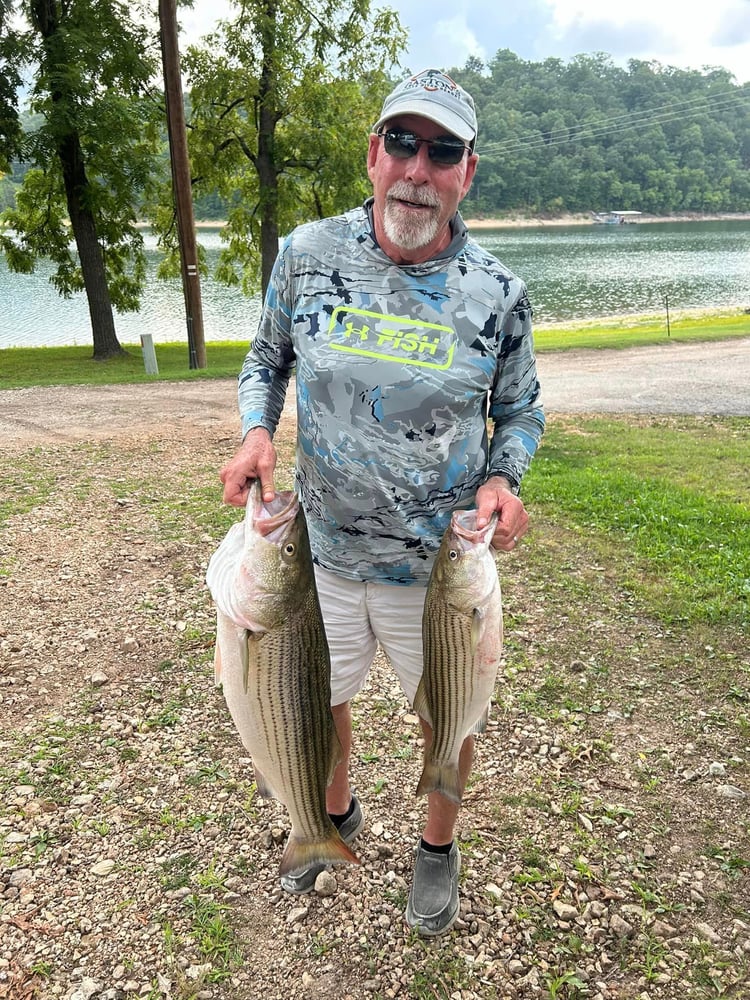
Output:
[{"xmin": 387, "ymin": 182, "xmax": 440, "ymax": 209}]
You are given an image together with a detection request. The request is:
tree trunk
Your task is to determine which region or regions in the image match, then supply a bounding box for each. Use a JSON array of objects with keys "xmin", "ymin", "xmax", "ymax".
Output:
[
  {"xmin": 58, "ymin": 131, "xmax": 126, "ymax": 360},
  {"xmin": 31, "ymin": 0, "xmax": 125, "ymax": 361},
  {"xmin": 257, "ymin": 0, "xmax": 280, "ymax": 300},
  {"xmin": 257, "ymin": 133, "xmax": 280, "ymax": 299}
]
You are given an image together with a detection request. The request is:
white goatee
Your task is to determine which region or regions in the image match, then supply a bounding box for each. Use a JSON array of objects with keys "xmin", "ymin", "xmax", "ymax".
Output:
[{"xmin": 382, "ymin": 182, "xmax": 442, "ymax": 251}]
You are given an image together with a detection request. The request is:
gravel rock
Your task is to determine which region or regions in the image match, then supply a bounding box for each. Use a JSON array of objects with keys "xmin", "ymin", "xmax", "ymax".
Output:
[{"xmin": 609, "ymin": 913, "xmax": 635, "ymax": 938}]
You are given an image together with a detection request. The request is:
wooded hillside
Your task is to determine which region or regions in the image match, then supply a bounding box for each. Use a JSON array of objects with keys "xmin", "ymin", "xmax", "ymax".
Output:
[{"xmin": 451, "ymin": 52, "xmax": 750, "ymax": 217}]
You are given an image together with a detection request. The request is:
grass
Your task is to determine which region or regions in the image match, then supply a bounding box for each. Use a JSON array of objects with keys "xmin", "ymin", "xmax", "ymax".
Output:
[
  {"xmin": 0, "ymin": 309, "xmax": 747, "ymax": 389},
  {"xmin": 525, "ymin": 415, "xmax": 750, "ymax": 626},
  {"xmin": 0, "ymin": 340, "xmax": 249, "ymax": 389},
  {"xmin": 534, "ymin": 310, "xmax": 750, "ymax": 351}
]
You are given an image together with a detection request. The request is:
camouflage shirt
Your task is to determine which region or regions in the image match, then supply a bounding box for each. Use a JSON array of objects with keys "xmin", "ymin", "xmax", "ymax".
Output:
[{"xmin": 237, "ymin": 201, "xmax": 545, "ymax": 585}]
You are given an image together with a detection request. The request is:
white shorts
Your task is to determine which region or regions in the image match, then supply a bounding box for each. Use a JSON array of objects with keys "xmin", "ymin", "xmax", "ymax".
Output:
[{"xmin": 314, "ymin": 566, "xmax": 427, "ymax": 707}]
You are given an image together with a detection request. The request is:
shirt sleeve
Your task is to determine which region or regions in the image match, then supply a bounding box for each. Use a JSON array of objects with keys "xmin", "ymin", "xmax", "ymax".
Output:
[
  {"xmin": 237, "ymin": 240, "xmax": 296, "ymax": 440},
  {"xmin": 487, "ymin": 289, "xmax": 545, "ymax": 490}
]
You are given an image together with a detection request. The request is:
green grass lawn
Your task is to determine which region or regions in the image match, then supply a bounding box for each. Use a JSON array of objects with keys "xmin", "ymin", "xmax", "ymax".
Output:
[
  {"xmin": 525, "ymin": 414, "xmax": 750, "ymax": 628},
  {"xmin": 0, "ymin": 341, "xmax": 249, "ymax": 389},
  {"xmin": 534, "ymin": 310, "xmax": 750, "ymax": 351},
  {"xmin": 1, "ymin": 310, "xmax": 748, "ymax": 390}
]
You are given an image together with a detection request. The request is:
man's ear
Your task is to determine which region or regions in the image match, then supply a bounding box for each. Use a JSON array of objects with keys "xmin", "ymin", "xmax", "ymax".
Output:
[
  {"xmin": 460, "ymin": 153, "xmax": 479, "ymax": 200},
  {"xmin": 366, "ymin": 132, "xmax": 380, "ymax": 182}
]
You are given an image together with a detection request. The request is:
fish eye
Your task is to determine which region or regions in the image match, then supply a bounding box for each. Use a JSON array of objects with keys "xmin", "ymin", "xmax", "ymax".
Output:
[
  {"xmin": 448, "ymin": 549, "xmax": 459, "ymax": 561},
  {"xmin": 283, "ymin": 543, "xmax": 296, "ymax": 556}
]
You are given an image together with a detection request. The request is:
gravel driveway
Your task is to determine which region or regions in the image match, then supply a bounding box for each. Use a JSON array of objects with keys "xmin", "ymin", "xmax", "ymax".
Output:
[{"xmin": 1, "ymin": 338, "xmax": 748, "ymax": 449}]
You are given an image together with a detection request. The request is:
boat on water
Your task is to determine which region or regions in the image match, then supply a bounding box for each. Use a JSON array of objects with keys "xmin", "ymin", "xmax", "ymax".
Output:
[{"xmin": 591, "ymin": 210, "xmax": 643, "ymax": 225}]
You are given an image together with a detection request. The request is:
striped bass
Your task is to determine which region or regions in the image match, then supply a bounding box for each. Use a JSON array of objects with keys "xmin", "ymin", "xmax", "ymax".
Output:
[
  {"xmin": 205, "ymin": 480, "xmax": 359, "ymax": 877},
  {"xmin": 414, "ymin": 509, "xmax": 503, "ymax": 805}
]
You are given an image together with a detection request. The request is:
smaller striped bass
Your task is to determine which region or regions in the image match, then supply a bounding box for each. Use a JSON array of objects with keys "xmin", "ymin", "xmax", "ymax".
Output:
[
  {"xmin": 414, "ymin": 508, "xmax": 503, "ymax": 804},
  {"xmin": 205, "ymin": 480, "xmax": 359, "ymax": 877}
]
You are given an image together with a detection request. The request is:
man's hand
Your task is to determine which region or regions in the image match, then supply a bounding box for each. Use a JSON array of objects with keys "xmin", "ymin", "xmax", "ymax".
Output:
[
  {"xmin": 219, "ymin": 427, "xmax": 278, "ymax": 506},
  {"xmin": 475, "ymin": 475, "xmax": 529, "ymax": 551}
]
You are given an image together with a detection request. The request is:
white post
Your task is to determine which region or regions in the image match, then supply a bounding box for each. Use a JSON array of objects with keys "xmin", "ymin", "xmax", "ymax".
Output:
[{"xmin": 140, "ymin": 334, "xmax": 159, "ymax": 375}]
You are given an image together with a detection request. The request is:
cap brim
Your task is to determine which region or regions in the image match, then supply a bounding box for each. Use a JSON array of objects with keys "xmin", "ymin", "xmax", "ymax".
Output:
[{"xmin": 373, "ymin": 101, "xmax": 475, "ymax": 144}]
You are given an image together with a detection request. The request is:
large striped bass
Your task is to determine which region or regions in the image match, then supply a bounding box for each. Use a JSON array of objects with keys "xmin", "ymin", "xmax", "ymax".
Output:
[
  {"xmin": 205, "ymin": 480, "xmax": 359, "ymax": 877},
  {"xmin": 414, "ymin": 509, "xmax": 503, "ymax": 805}
]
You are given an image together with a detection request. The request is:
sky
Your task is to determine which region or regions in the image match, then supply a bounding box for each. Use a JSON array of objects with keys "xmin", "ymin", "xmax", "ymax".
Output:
[{"xmin": 180, "ymin": 0, "xmax": 750, "ymax": 85}]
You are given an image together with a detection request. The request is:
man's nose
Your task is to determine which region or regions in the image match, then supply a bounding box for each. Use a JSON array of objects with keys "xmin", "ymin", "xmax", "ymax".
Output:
[{"xmin": 403, "ymin": 143, "xmax": 433, "ymax": 183}]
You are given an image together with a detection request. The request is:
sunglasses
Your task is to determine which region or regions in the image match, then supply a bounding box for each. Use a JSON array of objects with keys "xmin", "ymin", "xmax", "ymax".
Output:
[{"xmin": 376, "ymin": 128, "xmax": 471, "ymax": 166}]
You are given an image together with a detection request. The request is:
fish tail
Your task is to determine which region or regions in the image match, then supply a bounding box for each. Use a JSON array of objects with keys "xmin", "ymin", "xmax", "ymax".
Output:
[
  {"xmin": 280, "ymin": 829, "xmax": 360, "ymax": 877},
  {"xmin": 415, "ymin": 762, "xmax": 463, "ymax": 805}
]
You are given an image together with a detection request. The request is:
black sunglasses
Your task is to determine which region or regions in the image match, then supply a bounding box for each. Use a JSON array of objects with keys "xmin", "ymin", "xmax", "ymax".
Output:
[{"xmin": 376, "ymin": 128, "xmax": 471, "ymax": 166}]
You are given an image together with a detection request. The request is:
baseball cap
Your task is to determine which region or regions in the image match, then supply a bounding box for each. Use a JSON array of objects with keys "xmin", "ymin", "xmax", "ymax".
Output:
[{"xmin": 373, "ymin": 69, "xmax": 478, "ymax": 146}]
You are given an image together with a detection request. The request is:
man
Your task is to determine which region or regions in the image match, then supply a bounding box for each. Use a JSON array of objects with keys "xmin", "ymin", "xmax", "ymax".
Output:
[{"xmin": 220, "ymin": 69, "xmax": 545, "ymax": 936}]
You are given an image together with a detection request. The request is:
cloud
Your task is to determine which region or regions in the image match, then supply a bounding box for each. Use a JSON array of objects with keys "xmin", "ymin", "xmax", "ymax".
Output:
[
  {"xmin": 550, "ymin": 14, "xmax": 678, "ymax": 59},
  {"xmin": 180, "ymin": 0, "xmax": 750, "ymax": 83},
  {"xmin": 431, "ymin": 17, "xmax": 487, "ymax": 66},
  {"xmin": 394, "ymin": 0, "xmax": 553, "ymax": 71},
  {"xmin": 711, "ymin": 1, "xmax": 750, "ymax": 45}
]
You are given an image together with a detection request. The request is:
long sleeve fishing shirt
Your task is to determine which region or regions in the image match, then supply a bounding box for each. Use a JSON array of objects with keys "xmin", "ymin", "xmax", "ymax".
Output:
[{"xmin": 237, "ymin": 200, "xmax": 545, "ymax": 585}]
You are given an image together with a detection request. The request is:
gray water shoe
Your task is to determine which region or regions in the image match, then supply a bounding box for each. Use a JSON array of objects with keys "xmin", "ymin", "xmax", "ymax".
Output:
[
  {"xmin": 279, "ymin": 795, "xmax": 365, "ymax": 894},
  {"xmin": 405, "ymin": 841, "xmax": 461, "ymax": 936}
]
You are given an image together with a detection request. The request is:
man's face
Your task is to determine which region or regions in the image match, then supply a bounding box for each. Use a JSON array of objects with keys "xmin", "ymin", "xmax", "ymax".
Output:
[{"xmin": 367, "ymin": 114, "xmax": 478, "ymax": 265}]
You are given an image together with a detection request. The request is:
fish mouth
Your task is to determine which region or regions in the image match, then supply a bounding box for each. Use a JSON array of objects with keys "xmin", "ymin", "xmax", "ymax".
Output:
[
  {"xmin": 249, "ymin": 479, "xmax": 299, "ymax": 543},
  {"xmin": 451, "ymin": 509, "xmax": 498, "ymax": 550}
]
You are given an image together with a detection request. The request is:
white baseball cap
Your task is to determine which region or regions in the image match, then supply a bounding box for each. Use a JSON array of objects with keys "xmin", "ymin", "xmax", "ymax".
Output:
[{"xmin": 373, "ymin": 69, "xmax": 478, "ymax": 146}]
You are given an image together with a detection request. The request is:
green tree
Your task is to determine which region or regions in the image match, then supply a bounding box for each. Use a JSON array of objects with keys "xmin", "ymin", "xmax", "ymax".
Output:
[
  {"xmin": 0, "ymin": 0, "xmax": 160, "ymax": 359},
  {"xmin": 162, "ymin": 0, "xmax": 405, "ymax": 298},
  {"xmin": 0, "ymin": 0, "xmax": 23, "ymax": 171}
]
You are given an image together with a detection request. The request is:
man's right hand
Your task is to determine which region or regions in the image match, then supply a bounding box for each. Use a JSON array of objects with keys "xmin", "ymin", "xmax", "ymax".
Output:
[{"xmin": 219, "ymin": 427, "xmax": 278, "ymax": 506}]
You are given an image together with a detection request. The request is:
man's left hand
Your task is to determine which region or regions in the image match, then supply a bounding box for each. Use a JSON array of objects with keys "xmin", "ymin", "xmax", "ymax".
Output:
[{"xmin": 475, "ymin": 476, "xmax": 529, "ymax": 551}]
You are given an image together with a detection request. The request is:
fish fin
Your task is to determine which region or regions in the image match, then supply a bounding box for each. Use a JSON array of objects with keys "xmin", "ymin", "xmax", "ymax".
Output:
[
  {"xmin": 214, "ymin": 611, "xmax": 251, "ymax": 689},
  {"xmin": 253, "ymin": 766, "xmax": 281, "ymax": 802},
  {"xmin": 213, "ymin": 640, "xmax": 222, "ymax": 687},
  {"xmin": 470, "ymin": 607, "xmax": 483, "ymax": 655},
  {"xmin": 241, "ymin": 631, "xmax": 250, "ymax": 693},
  {"xmin": 415, "ymin": 761, "xmax": 463, "ymax": 805},
  {"xmin": 279, "ymin": 826, "xmax": 360, "ymax": 877},
  {"xmin": 470, "ymin": 702, "xmax": 491, "ymax": 736},
  {"xmin": 326, "ymin": 728, "xmax": 345, "ymax": 787},
  {"xmin": 242, "ymin": 630, "xmax": 264, "ymax": 694},
  {"xmin": 412, "ymin": 679, "xmax": 432, "ymax": 727}
]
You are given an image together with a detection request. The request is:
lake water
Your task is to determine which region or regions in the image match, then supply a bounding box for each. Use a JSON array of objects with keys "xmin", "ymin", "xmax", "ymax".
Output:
[{"xmin": 1, "ymin": 219, "xmax": 748, "ymax": 348}]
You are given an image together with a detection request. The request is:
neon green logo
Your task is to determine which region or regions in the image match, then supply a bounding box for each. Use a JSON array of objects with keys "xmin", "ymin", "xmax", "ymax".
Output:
[{"xmin": 327, "ymin": 306, "xmax": 455, "ymax": 369}]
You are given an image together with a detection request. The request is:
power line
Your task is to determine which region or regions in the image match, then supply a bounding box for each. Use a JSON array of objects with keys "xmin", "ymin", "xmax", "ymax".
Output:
[
  {"xmin": 479, "ymin": 89, "xmax": 749, "ymax": 154},
  {"xmin": 477, "ymin": 87, "xmax": 750, "ymax": 156}
]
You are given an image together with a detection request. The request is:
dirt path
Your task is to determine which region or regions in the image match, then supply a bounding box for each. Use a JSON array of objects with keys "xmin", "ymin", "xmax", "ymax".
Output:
[{"xmin": 1, "ymin": 337, "xmax": 748, "ymax": 449}]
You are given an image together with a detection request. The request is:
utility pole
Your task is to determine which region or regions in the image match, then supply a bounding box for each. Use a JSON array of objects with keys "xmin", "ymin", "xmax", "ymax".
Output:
[{"xmin": 159, "ymin": 0, "xmax": 207, "ymax": 369}]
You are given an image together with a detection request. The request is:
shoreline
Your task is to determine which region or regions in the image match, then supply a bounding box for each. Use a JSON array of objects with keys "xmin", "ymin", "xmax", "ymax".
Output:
[
  {"xmin": 462, "ymin": 211, "xmax": 750, "ymax": 229},
  {"xmin": 193, "ymin": 212, "xmax": 750, "ymax": 231}
]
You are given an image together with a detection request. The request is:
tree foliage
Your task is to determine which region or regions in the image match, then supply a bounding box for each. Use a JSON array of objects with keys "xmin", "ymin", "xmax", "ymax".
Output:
[
  {"xmin": 0, "ymin": 0, "xmax": 23, "ymax": 172},
  {"xmin": 0, "ymin": 0, "xmax": 161, "ymax": 358},
  {"xmin": 450, "ymin": 52, "xmax": 750, "ymax": 218},
  {"xmin": 153, "ymin": 0, "xmax": 406, "ymax": 297}
]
